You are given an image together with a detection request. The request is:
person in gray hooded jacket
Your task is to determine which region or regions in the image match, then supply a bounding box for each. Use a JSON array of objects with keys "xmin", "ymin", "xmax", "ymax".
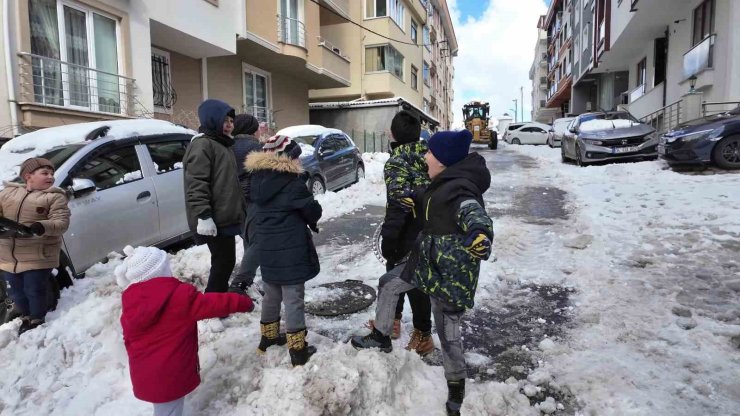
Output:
[{"xmin": 183, "ymin": 99, "xmax": 246, "ymax": 293}]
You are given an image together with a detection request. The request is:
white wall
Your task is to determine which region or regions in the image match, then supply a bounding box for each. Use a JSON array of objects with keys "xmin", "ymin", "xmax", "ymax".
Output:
[{"xmin": 0, "ymin": 0, "xmax": 12, "ymax": 135}]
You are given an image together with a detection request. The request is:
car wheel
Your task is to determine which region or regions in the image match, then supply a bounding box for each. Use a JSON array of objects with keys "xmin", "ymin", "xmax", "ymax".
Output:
[
  {"xmin": 712, "ymin": 135, "xmax": 740, "ymax": 169},
  {"xmin": 576, "ymin": 145, "xmax": 587, "ymax": 167},
  {"xmin": 355, "ymin": 164, "xmax": 365, "ymax": 183},
  {"xmin": 512, "ymin": 138, "xmax": 521, "ymax": 145},
  {"xmin": 309, "ymin": 176, "xmax": 326, "ymax": 195},
  {"xmin": 561, "ymin": 145, "xmax": 568, "ymax": 163}
]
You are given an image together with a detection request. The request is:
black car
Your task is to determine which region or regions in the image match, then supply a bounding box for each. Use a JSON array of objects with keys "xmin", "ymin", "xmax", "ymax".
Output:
[
  {"xmin": 277, "ymin": 125, "xmax": 365, "ymax": 194},
  {"xmin": 659, "ymin": 106, "xmax": 740, "ymax": 169}
]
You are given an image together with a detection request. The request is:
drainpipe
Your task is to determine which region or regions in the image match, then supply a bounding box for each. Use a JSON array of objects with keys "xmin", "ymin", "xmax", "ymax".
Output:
[
  {"xmin": 663, "ymin": 26, "xmax": 668, "ymax": 108},
  {"xmin": 3, "ymin": 0, "xmax": 20, "ymax": 137},
  {"xmin": 201, "ymin": 57, "xmax": 208, "ymax": 101}
]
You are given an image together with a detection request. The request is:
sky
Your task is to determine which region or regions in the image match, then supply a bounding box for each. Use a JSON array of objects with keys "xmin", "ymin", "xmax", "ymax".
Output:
[{"xmin": 448, "ymin": 0, "xmax": 549, "ymax": 127}]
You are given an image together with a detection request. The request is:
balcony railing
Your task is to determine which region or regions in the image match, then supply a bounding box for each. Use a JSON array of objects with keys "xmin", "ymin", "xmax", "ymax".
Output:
[
  {"xmin": 277, "ymin": 15, "xmax": 306, "ymax": 48},
  {"xmin": 640, "ymin": 100, "xmax": 681, "ymax": 135},
  {"xmin": 702, "ymin": 101, "xmax": 740, "ymax": 117},
  {"xmin": 683, "ymin": 34, "xmax": 715, "ymax": 79},
  {"xmin": 17, "ymin": 52, "xmax": 136, "ymax": 116},
  {"xmin": 629, "ymin": 84, "xmax": 646, "ymax": 103}
]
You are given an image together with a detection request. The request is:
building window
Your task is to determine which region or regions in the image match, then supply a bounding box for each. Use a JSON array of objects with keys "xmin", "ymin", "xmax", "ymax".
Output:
[
  {"xmin": 423, "ymin": 99, "xmax": 430, "ymax": 114},
  {"xmin": 423, "ymin": 61, "xmax": 430, "ymax": 87},
  {"xmin": 411, "ymin": 20, "xmax": 418, "ymax": 44},
  {"xmin": 636, "ymin": 57, "xmax": 646, "ymax": 89},
  {"xmin": 366, "ymin": 0, "xmax": 404, "ymax": 27},
  {"xmin": 28, "ymin": 0, "xmax": 122, "ymax": 113},
  {"xmin": 243, "ymin": 63, "xmax": 271, "ymax": 124},
  {"xmin": 151, "ymin": 48, "xmax": 175, "ymax": 113},
  {"xmin": 423, "ymin": 26, "xmax": 431, "ymax": 51},
  {"xmin": 411, "ymin": 65, "xmax": 418, "ymax": 90},
  {"xmin": 692, "ymin": 0, "xmax": 715, "ymax": 46},
  {"xmin": 365, "ymin": 45, "xmax": 404, "ymax": 79}
]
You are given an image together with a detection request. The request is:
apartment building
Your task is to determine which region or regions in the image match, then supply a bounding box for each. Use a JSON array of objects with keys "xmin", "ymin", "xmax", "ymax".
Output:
[
  {"xmin": 560, "ymin": 0, "xmax": 739, "ymax": 131},
  {"xmin": 308, "ymin": 0, "xmax": 458, "ymax": 133},
  {"xmin": 542, "ymin": 0, "xmax": 574, "ymax": 119},
  {"xmin": 530, "ymin": 15, "xmax": 559, "ymax": 123},
  {"xmin": 0, "ymin": 0, "xmax": 353, "ymax": 140}
]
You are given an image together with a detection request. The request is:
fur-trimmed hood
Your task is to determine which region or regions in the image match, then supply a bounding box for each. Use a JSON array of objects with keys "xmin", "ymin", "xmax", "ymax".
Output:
[{"xmin": 244, "ymin": 151, "xmax": 304, "ymax": 174}]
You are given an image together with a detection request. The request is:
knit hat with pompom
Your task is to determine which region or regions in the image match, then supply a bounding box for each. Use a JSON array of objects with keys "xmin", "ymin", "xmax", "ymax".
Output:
[{"xmin": 115, "ymin": 246, "xmax": 172, "ymax": 289}]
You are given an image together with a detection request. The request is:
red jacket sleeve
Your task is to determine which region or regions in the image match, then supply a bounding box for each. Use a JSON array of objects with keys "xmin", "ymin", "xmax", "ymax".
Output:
[{"xmin": 179, "ymin": 285, "xmax": 254, "ymax": 321}]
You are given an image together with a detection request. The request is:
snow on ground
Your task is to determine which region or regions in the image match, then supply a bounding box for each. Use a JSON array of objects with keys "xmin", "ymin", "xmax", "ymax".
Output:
[
  {"xmin": 496, "ymin": 143, "xmax": 740, "ymax": 415},
  {"xmin": 314, "ymin": 153, "xmax": 388, "ymax": 221}
]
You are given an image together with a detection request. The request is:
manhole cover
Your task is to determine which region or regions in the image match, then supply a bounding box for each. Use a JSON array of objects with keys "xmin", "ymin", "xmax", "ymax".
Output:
[{"xmin": 305, "ymin": 280, "xmax": 377, "ymax": 316}]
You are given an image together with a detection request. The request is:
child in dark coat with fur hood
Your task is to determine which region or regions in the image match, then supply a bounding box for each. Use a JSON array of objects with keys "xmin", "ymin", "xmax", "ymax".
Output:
[{"xmin": 117, "ymin": 246, "xmax": 254, "ymax": 416}]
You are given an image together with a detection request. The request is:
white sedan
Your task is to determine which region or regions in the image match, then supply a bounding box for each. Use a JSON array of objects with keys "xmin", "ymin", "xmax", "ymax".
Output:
[{"xmin": 504, "ymin": 122, "xmax": 552, "ymax": 145}]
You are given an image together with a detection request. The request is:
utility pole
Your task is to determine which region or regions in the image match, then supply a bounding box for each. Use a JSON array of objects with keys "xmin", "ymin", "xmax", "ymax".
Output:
[
  {"xmin": 511, "ymin": 99, "xmax": 519, "ymax": 123},
  {"xmin": 520, "ymin": 86, "xmax": 524, "ymax": 123}
]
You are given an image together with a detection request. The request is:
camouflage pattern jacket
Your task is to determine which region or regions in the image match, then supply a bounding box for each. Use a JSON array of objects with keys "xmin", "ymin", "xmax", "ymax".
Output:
[
  {"xmin": 403, "ymin": 153, "xmax": 493, "ymax": 309},
  {"xmin": 380, "ymin": 141, "xmax": 431, "ymax": 266}
]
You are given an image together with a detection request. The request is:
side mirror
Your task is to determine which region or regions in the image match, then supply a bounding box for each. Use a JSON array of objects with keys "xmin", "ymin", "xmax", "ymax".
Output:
[
  {"xmin": 569, "ymin": 127, "xmax": 577, "ymax": 134},
  {"xmin": 69, "ymin": 178, "xmax": 96, "ymax": 198}
]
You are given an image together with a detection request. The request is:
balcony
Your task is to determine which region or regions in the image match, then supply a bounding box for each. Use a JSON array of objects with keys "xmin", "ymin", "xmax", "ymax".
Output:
[
  {"xmin": 17, "ymin": 52, "xmax": 138, "ymax": 118},
  {"xmin": 683, "ymin": 35, "xmax": 715, "ymax": 80},
  {"xmin": 317, "ymin": 37, "xmax": 350, "ymax": 85},
  {"xmin": 319, "ymin": 0, "xmax": 349, "ymax": 18},
  {"xmin": 539, "ymin": 77, "xmax": 548, "ymax": 90},
  {"xmin": 277, "ymin": 15, "xmax": 306, "ymax": 48}
]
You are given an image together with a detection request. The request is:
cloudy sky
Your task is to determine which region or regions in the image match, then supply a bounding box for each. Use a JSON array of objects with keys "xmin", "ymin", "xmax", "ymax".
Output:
[{"xmin": 448, "ymin": 0, "xmax": 549, "ymax": 127}]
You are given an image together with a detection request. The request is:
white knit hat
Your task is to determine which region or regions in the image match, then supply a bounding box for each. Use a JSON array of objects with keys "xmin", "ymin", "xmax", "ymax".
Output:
[{"xmin": 115, "ymin": 245, "xmax": 172, "ymax": 289}]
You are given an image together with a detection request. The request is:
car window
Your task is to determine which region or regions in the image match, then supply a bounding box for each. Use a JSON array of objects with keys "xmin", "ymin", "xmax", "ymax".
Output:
[
  {"xmin": 508, "ymin": 124, "xmax": 523, "ymax": 131},
  {"xmin": 75, "ymin": 145, "xmax": 143, "ymax": 191},
  {"xmin": 146, "ymin": 141, "xmax": 188, "ymax": 174},
  {"xmin": 331, "ymin": 135, "xmax": 351, "ymax": 149},
  {"xmin": 37, "ymin": 144, "xmax": 86, "ymax": 169},
  {"xmin": 319, "ymin": 137, "xmax": 338, "ymax": 153},
  {"xmin": 533, "ymin": 128, "xmax": 546, "ymax": 133}
]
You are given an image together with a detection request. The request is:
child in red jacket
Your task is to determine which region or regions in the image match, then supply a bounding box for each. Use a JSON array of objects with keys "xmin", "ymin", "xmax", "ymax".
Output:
[{"xmin": 116, "ymin": 245, "xmax": 254, "ymax": 416}]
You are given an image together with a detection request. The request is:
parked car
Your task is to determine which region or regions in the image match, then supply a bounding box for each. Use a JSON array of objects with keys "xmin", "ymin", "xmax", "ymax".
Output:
[
  {"xmin": 502, "ymin": 123, "xmax": 524, "ymax": 144},
  {"xmin": 503, "ymin": 122, "xmax": 551, "ymax": 145},
  {"xmin": 548, "ymin": 117, "xmax": 575, "ymax": 148},
  {"xmin": 659, "ymin": 105, "xmax": 740, "ymax": 169},
  {"xmin": 276, "ymin": 125, "xmax": 364, "ymax": 194},
  {"xmin": 0, "ymin": 119, "xmax": 196, "ymax": 281},
  {"xmin": 561, "ymin": 111, "xmax": 657, "ymax": 166}
]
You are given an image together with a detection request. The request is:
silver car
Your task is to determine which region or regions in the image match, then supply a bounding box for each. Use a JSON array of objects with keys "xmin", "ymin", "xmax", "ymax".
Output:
[
  {"xmin": 1, "ymin": 119, "xmax": 195, "ymax": 281},
  {"xmin": 561, "ymin": 111, "xmax": 658, "ymax": 166},
  {"xmin": 547, "ymin": 117, "xmax": 575, "ymax": 148}
]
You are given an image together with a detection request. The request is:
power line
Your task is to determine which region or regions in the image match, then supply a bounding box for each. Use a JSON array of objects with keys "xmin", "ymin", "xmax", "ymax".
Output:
[{"xmin": 307, "ymin": 0, "xmax": 444, "ymax": 48}]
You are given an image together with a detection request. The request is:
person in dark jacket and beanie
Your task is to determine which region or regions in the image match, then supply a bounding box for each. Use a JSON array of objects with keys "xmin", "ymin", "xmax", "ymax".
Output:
[
  {"xmin": 371, "ymin": 110, "xmax": 434, "ymax": 355},
  {"xmin": 245, "ymin": 134, "xmax": 322, "ymax": 367},
  {"xmin": 352, "ymin": 129, "xmax": 493, "ymax": 416},
  {"xmin": 229, "ymin": 114, "xmax": 263, "ymax": 296},
  {"xmin": 183, "ymin": 99, "xmax": 246, "ymax": 296}
]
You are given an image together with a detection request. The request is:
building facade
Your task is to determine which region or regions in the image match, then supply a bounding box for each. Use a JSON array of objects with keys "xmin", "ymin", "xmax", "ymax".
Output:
[
  {"xmin": 308, "ymin": 0, "xmax": 458, "ymax": 132},
  {"xmin": 530, "ymin": 15, "xmax": 559, "ymax": 123},
  {"xmin": 542, "ymin": 0, "xmax": 574, "ymax": 119},
  {"xmin": 538, "ymin": 0, "xmax": 740, "ymax": 131},
  {"xmin": 0, "ymin": 0, "xmax": 359, "ymax": 140}
]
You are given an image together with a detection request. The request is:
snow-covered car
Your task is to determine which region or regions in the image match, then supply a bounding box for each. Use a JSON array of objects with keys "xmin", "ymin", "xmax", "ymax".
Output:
[
  {"xmin": 561, "ymin": 111, "xmax": 657, "ymax": 166},
  {"xmin": 277, "ymin": 125, "xmax": 364, "ymax": 194},
  {"xmin": 547, "ymin": 117, "xmax": 575, "ymax": 148},
  {"xmin": 659, "ymin": 105, "xmax": 740, "ymax": 169},
  {"xmin": 0, "ymin": 119, "xmax": 196, "ymax": 282},
  {"xmin": 503, "ymin": 122, "xmax": 551, "ymax": 145}
]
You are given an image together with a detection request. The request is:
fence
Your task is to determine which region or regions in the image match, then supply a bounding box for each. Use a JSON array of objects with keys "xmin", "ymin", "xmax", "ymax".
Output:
[
  {"xmin": 639, "ymin": 100, "xmax": 682, "ymax": 135},
  {"xmin": 350, "ymin": 130, "xmax": 392, "ymax": 153}
]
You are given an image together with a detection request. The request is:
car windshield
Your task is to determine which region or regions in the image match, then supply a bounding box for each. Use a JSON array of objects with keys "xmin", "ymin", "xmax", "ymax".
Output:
[
  {"xmin": 580, "ymin": 112, "xmax": 637, "ymax": 123},
  {"xmin": 38, "ymin": 144, "xmax": 86, "ymax": 168},
  {"xmin": 293, "ymin": 135, "xmax": 318, "ymax": 146}
]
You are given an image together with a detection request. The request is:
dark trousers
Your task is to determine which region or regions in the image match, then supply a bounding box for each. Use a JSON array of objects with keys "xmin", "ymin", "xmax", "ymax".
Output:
[
  {"xmin": 3, "ymin": 269, "xmax": 52, "ymax": 320},
  {"xmin": 232, "ymin": 220, "xmax": 259, "ymax": 287},
  {"xmin": 389, "ymin": 263, "xmax": 432, "ymax": 332},
  {"xmin": 204, "ymin": 236, "xmax": 236, "ymax": 293}
]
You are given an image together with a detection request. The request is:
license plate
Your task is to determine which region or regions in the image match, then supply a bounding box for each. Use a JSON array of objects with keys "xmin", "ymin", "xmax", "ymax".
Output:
[
  {"xmin": 657, "ymin": 144, "xmax": 666, "ymax": 155},
  {"xmin": 474, "ymin": 126, "xmax": 480, "ymax": 131},
  {"xmin": 612, "ymin": 146, "xmax": 640, "ymax": 154}
]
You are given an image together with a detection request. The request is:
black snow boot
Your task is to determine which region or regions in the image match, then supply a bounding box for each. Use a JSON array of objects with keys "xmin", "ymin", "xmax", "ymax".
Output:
[
  {"xmin": 350, "ymin": 327, "xmax": 392, "ymax": 353},
  {"xmin": 287, "ymin": 329, "xmax": 317, "ymax": 367},
  {"xmin": 445, "ymin": 379, "xmax": 465, "ymax": 416},
  {"xmin": 18, "ymin": 317, "xmax": 44, "ymax": 335},
  {"xmin": 257, "ymin": 320, "xmax": 288, "ymax": 354}
]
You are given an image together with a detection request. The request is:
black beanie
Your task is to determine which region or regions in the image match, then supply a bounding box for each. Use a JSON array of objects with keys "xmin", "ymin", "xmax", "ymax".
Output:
[{"xmin": 233, "ymin": 114, "xmax": 260, "ymax": 136}]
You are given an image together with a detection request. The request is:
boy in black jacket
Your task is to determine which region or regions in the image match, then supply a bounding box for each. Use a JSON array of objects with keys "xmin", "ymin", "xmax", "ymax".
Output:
[{"xmin": 352, "ymin": 130, "xmax": 493, "ymax": 416}]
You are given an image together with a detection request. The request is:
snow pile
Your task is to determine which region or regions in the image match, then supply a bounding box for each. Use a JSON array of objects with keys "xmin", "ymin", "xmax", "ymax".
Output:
[
  {"xmin": 502, "ymin": 143, "xmax": 740, "ymax": 415},
  {"xmin": 579, "ymin": 118, "xmax": 640, "ymax": 132},
  {"xmin": 0, "ymin": 119, "xmax": 194, "ymax": 181},
  {"xmin": 315, "ymin": 153, "xmax": 388, "ymax": 221}
]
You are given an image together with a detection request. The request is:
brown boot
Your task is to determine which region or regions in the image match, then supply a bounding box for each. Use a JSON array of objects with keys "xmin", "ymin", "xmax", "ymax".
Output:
[
  {"xmin": 406, "ymin": 328, "xmax": 434, "ymax": 356},
  {"xmin": 366, "ymin": 318, "xmax": 402, "ymax": 339}
]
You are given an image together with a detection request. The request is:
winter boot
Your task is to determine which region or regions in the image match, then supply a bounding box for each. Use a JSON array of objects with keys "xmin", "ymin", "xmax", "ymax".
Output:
[
  {"xmin": 257, "ymin": 320, "xmax": 288, "ymax": 354},
  {"xmin": 350, "ymin": 327, "xmax": 392, "ymax": 353},
  {"xmin": 366, "ymin": 318, "xmax": 401, "ymax": 339},
  {"xmin": 405, "ymin": 328, "xmax": 435, "ymax": 356},
  {"xmin": 18, "ymin": 317, "xmax": 43, "ymax": 335},
  {"xmin": 287, "ymin": 329, "xmax": 317, "ymax": 367},
  {"xmin": 445, "ymin": 379, "xmax": 465, "ymax": 416}
]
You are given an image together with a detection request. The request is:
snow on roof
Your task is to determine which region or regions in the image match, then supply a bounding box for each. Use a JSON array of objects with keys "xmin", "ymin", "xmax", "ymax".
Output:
[
  {"xmin": 580, "ymin": 119, "xmax": 640, "ymax": 132},
  {"xmin": 0, "ymin": 119, "xmax": 194, "ymax": 182},
  {"xmin": 309, "ymin": 97, "xmax": 440, "ymax": 125},
  {"xmin": 276, "ymin": 125, "xmax": 343, "ymax": 138}
]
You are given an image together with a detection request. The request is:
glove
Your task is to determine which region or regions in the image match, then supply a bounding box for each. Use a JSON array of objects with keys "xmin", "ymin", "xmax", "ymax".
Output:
[
  {"xmin": 29, "ymin": 222, "xmax": 45, "ymax": 236},
  {"xmin": 309, "ymin": 223, "xmax": 319, "ymax": 234},
  {"xmin": 381, "ymin": 237, "xmax": 399, "ymax": 263},
  {"xmin": 196, "ymin": 218, "xmax": 217, "ymax": 236},
  {"xmin": 463, "ymin": 230, "xmax": 491, "ymax": 260},
  {"xmin": 399, "ymin": 197, "xmax": 415, "ymax": 210}
]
